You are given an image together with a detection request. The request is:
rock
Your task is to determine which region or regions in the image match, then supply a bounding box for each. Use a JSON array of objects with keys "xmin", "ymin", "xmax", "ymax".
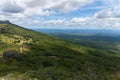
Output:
[
  {"xmin": 3, "ymin": 51, "xmax": 21, "ymax": 59},
  {"xmin": 49, "ymin": 56, "xmax": 60, "ymax": 60}
]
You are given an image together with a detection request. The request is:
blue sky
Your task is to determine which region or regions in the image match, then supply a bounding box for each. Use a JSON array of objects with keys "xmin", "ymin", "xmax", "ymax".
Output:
[{"xmin": 0, "ymin": 0, "xmax": 120, "ymax": 29}]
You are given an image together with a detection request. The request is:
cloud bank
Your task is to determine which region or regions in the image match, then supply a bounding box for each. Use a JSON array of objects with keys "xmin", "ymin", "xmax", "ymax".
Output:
[{"xmin": 0, "ymin": 0, "xmax": 119, "ymax": 29}]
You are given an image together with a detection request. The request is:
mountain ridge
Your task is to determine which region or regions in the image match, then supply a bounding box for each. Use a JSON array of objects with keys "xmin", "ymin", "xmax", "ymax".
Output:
[{"xmin": 0, "ymin": 22, "xmax": 120, "ymax": 80}]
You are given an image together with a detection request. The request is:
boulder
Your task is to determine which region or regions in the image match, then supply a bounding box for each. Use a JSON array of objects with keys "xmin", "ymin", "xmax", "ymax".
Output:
[{"xmin": 3, "ymin": 51, "xmax": 21, "ymax": 59}]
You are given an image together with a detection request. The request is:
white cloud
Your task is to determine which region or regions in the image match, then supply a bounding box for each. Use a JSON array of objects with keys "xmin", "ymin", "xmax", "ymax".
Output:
[
  {"xmin": 50, "ymin": 0, "xmax": 93, "ymax": 13},
  {"xmin": 45, "ymin": 19, "xmax": 66, "ymax": 25},
  {"xmin": 0, "ymin": 0, "xmax": 94, "ymax": 27},
  {"xmin": 31, "ymin": 16, "xmax": 120, "ymax": 29},
  {"xmin": 0, "ymin": 0, "xmax": 93, "ymax": 15},
  {"xmin": 95, "ymin": 9, "xmax": 120, "ymax": 18},
  {"xmin": 71, "ymin": 17, "xmax": 89, "ymax": 23},
  {"xmin": 0, "ymin": 0, "xmax": 119, "ymax": 29}
]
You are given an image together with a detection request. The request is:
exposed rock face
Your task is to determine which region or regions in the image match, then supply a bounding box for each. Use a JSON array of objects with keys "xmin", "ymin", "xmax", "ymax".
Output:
[{"xmin": 3, "ymin": 51, "xmax": 21, "ymax": 59}]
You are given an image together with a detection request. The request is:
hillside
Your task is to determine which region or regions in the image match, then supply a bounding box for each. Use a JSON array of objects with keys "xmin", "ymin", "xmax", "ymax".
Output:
[{"xmin": 0, "ymin": 22, "xmax": 120, "ymax": 80}]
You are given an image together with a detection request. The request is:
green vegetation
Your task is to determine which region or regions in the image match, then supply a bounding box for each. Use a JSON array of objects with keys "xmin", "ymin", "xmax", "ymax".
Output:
[
  {"xmin": 51, "ymin": 33, "xmax": 120, "ymax": 54},
  {"xmin": 0, "ymin": 23, "xmax": 120, "ymax": 80}
]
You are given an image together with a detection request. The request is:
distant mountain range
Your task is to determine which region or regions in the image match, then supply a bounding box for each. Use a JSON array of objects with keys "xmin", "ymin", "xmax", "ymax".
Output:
[
  {"xmin": 0, "ymin": 20, "xmax": 10, "ymax": 24},
  {"xmin": 34, "ymin": 29, "xmax": 120, "ymax": 36}
]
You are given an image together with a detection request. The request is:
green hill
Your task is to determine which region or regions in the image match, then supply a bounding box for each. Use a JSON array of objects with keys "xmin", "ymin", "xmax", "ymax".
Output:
[{"xmin": 0, "ymin": 22, "xmax": 120, "ymax": 80}]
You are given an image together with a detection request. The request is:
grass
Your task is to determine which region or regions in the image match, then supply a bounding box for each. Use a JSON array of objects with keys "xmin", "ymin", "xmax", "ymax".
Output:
[{"xmin": 0, "ymin": 23, "xmax": 120, "ymax": 80}]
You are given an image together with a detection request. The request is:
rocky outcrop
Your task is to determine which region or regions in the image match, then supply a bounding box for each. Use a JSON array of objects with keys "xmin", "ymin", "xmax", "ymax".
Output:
[
  {"xmin": 3, "ymin": 51, "xmax": 21, "ymax": 59},
  {"xmin": 0, "ymin": 25, "xmax": 9, "ymax": 33}
]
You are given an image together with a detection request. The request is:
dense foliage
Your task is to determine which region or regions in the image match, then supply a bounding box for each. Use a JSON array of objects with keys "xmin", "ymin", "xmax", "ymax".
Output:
[{"xmin": 0, "ymin": 23, "xmax": 120, "ymax": 80}]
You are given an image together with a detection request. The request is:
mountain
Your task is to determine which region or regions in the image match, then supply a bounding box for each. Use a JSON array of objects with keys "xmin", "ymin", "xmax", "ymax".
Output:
[
  {"xmin": 0, "ymin": 20, "xmax": 10, "ymax": 24},
  {"xmin": 33, "ymin": 29, "xmax": 120, "ymax": 36},
  {"xmin": 0, "ymin": 22, "xmax": 120, "ymax": 80},
  {"xmin": 36, "ymin": 29, "xmax": 120, "ymax": 54}
]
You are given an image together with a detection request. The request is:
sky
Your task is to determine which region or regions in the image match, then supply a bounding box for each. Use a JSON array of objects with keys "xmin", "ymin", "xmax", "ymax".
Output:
[{"xmin": 0, "ymin": 0, "xmax": 120, "ymax": 29}]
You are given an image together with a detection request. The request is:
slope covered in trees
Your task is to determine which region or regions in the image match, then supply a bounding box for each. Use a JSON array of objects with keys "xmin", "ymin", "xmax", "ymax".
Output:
[{"xmin": 0, "ymin": 23, "xmax": 120, "ymax": 80}]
